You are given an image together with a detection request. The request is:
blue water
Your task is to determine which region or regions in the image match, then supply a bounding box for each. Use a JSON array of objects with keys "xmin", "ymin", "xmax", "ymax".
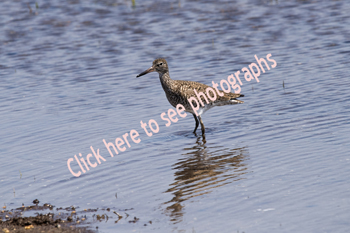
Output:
[{"xmin": 1, "ymin": 0, "xmax": 350, "ymax": 232}]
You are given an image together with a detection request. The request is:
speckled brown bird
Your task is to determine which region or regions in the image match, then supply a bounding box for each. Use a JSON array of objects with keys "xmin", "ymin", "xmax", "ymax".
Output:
[{"xmin": 136, "ymin": 58, "xmax": 244, "ymax": 134}]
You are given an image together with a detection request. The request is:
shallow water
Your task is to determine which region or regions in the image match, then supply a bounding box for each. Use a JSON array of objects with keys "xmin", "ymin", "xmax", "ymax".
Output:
[{"xmin": 1, "ymin": 0, "xmax": 350, "ymax": 232}]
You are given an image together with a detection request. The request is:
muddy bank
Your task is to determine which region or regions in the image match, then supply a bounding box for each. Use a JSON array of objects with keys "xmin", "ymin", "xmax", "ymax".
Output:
[{"xmin": 0, "ymin": 200, "xmax": 133, "ymax": 233}]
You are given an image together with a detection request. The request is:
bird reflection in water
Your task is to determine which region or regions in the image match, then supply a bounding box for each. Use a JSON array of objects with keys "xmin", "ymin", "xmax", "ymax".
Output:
[{"xmin": 163, "ymin": 137, "xmax": 249, "ymax": 223}]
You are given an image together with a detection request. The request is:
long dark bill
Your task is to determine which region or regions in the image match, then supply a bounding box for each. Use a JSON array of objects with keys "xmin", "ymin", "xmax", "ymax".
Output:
[{"xmin": 136, "ymin": 66, "xmax": 155, "ymax": 78}]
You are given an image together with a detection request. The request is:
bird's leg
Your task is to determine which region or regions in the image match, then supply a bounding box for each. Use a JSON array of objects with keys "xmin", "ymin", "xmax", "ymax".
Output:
[
  {"xmin": 198, "ymin": 115, "xmax": 205, "ymax": 135},
  {"xmin": 192, "ymin": 114, "xmax": 199, "ymax": 133}
]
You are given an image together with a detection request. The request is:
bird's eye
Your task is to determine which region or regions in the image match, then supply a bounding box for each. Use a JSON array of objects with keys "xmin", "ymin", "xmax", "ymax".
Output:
[{"xmin": 159, "ymin": 62, "xmax": 163, "ymax": 66}]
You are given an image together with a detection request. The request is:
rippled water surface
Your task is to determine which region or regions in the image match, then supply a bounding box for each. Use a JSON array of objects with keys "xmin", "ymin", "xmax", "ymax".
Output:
[{"xmin": 1, "ymin": 0, "xmax": 350, "ymax": 232}]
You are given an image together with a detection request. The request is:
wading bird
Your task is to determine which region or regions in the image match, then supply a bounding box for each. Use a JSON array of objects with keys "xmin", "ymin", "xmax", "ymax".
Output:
[{"xmin": 136, "ymin": 58, "xmax": 244, "ymax": 135}]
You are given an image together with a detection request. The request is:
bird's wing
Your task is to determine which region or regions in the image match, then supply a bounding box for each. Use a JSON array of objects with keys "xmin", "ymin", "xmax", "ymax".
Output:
[{"xmin": 173, "ymin": 80, "xmax": 243, "ymax": 103}]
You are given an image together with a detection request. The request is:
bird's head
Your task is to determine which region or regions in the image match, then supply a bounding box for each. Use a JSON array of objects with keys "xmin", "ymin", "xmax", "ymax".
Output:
[{"xmin": 136, "ymin": 58, "xmax": 169, "ymax": 77}]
